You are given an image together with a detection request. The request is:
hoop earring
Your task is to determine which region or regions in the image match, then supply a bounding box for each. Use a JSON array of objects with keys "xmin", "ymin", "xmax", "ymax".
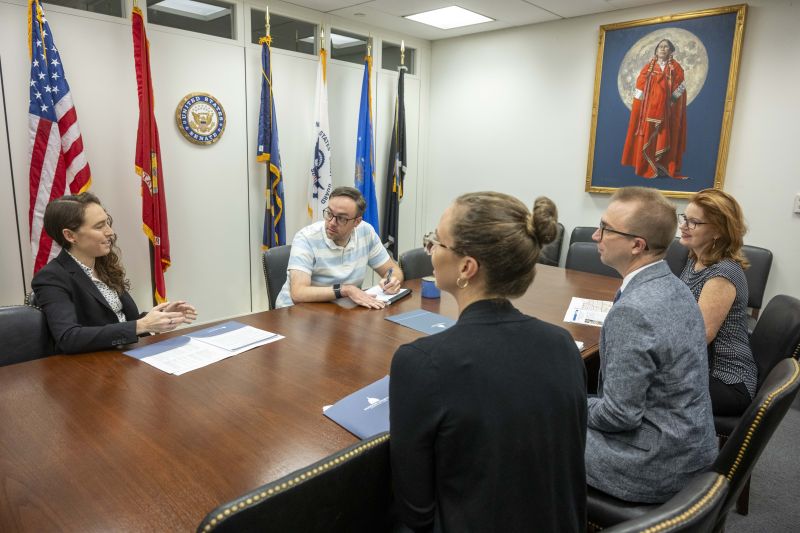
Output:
[{"xmin": 456, "ymin": 277, "xmax": 469, "ymax": 289}]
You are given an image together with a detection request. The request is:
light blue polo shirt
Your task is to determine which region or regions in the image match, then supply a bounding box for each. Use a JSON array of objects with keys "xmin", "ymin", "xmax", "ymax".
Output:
[{"xmin": 275, "ymin": 221, "xmax": 390, "ymax": 308}]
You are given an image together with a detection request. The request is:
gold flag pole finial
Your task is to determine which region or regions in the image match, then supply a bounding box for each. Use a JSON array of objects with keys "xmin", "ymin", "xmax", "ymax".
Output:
[
  {"xmin": 265, "ymin": 5, "xmax": 270, "ymax": 38},
  {"xmin": 400, "ymin": 40, "xmax": 405, "ymax": 66},
  {"xmin": 320, "ymin": 27, "xmax": 324, "ymax": 52},
  {"xmin": 367, "ymin": 35, "xmax": 372, "ymax": 57}
]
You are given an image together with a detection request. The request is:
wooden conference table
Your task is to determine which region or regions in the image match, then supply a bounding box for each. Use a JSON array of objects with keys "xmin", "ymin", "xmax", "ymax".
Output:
[{"xmin": 0, "ymin": 265, "xmax": 619, "ymax": 532}]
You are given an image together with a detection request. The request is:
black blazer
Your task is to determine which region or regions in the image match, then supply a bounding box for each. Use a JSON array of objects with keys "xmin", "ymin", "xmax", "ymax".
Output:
[
  {"xmin": 32, "ymin": 249, "xmax": 141, "ymax": 354},
  {"xmin": 389, "ymin": 299, "xmax": 588, "ymax": 533}
]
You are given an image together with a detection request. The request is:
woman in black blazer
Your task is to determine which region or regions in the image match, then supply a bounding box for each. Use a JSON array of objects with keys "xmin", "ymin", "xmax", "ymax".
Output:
[
  {"xmin": 32, "ymin": 193, "xmax": 196, "ymax": 354},
  {"xmin": 389, "ymin": 193, "xmax": 588, "ymax": 533}
]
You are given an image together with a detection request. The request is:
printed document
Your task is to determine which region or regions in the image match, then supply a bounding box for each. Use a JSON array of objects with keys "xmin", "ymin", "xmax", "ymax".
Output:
[
  {"xmin": 124, "ymin": 321, "xmax": 283, "ymax": 375},
  {"xmin": 563, "ymin": 297, "xmax": 613, "ymax": 327}
]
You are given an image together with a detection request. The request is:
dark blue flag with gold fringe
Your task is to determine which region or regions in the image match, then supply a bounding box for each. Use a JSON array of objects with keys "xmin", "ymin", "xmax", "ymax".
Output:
[
  {"xmin": 354, "ymin": 53, "xmax": 379, "ymax": 233},
  {"xmin": 256, "ymin": 35, "xmax": 285, "ymax": 249}
]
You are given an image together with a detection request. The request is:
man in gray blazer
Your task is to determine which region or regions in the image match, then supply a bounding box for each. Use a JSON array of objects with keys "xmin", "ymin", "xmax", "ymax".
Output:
[{"xmin": 585, "ymin": 186, "xmax": 717, "ymax": 503}]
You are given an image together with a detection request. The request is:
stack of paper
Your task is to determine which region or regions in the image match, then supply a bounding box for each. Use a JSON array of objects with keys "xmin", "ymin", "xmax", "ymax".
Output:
[{"xmin": 124, "ymin": 321, "xmax": 283, "ymax": 375}]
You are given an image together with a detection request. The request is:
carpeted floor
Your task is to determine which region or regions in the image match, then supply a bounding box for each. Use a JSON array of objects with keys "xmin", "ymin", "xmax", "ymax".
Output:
[{"xmin": 723, "ymin": 396, "xmax": 800, "ymax": 531}]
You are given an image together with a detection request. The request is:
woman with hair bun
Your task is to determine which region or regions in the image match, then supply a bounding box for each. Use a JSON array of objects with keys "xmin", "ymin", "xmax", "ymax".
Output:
[
  {"xmin": 32, "ymin": 192, "xmax": 197, "ymax": 354},
  {"xmin": 390, "ymin": 192, "xmax": 587, "ymax": 533},
  {"xmin": 679, "ymin": 188, "xmax": 756, "ymax": 416}
]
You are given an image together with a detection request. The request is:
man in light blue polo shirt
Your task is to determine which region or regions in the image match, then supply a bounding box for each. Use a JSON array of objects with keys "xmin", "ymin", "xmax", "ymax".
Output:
[{"xmin": 275, "ymin": 187, "xmax": 404, "ymax": 309}]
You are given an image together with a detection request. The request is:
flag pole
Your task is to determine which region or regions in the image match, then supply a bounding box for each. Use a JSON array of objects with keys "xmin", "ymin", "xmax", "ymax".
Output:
[
  {"xmin": 264, "ymin": 4, "xmax": 271, "ymax": 211},
  {"xmin": 400, "ymin": 40, "xmax": 404, "ymax": 66}
]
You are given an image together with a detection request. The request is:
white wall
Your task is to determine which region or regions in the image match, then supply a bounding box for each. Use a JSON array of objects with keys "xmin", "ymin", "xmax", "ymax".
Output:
[
  {"xmin": 0, "ymin": 0, "xmax": 430, "ymax": 320},
  {"xmin": 425, "ymin": 0, "xmax": 800, "ymax": 305}
]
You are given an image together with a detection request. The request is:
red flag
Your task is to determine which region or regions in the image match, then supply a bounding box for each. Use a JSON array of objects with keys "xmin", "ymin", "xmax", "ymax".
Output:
[
  {"xmin": 28, "ymin": 0, "xmax": 92, "ymax": 273},
  {"xmin": 132, "ymin": 7, "xmax": 170, "ymax": 304}
]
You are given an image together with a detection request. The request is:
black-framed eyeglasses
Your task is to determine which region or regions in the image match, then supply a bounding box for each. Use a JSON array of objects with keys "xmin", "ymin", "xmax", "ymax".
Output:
[
  {"xmin": 323, "ymin": 208, "xmax": 359, "ymax": 225},
  {"xmin": 598, "ymin": 221, "xmax": 649, "ymax": 251},
  {"xmin": 423, "ymin": 231, "xmax": 455, "ymax": 255},
  {"xmin": 678, "ymin": 214, "xmax": 709, "ymax": 230}
]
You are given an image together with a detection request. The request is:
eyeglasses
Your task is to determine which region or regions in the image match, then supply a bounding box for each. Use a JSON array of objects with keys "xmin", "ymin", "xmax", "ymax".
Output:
[
  {"xmin": 423, "ymin": 231, "xmax": 455, "ymax": 255},
  {"xmin": 323, "ymin": 208, "xmax": 359, "ymax": 225},
  {"xmin": 678, "ymin": 214, "xmax": 709, "ymax": 230},
  {"xmin": 597, "ymin": 221, "xmax": 649, "ymax": 251}
]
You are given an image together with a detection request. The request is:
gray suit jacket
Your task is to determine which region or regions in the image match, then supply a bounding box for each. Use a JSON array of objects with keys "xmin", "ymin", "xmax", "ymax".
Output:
[{"xmin": 586, "ymin": 260, "xmax": 717, "ymax": 503}]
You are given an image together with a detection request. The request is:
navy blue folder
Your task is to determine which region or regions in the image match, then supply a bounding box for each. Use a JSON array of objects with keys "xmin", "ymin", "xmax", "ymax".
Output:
[{"xmin": 323, "ymin": 375, "xmax": 390, "ymax": 439}]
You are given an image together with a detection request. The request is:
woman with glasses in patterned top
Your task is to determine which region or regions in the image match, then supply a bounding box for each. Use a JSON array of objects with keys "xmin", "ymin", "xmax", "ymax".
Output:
[
  {"xmin": 32, "ymin": 192, "xmax": 197, "ymax": 354},
  {"xmin": 678, "ymin": 188, "xmax": 756, "ymax": 416},
  {"xmin": 389, "ymin": 193, "xmax": 587, "ymax": 533}
]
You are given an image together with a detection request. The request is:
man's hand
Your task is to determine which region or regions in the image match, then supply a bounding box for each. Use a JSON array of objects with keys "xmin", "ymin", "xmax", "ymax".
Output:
[
  {"xmin": 343, "ymin": 284, "xmax": 386, "ymax": 309},
  {"xmin": 381, "ymin": 275, "xmax": 401, "ymax": 294}
]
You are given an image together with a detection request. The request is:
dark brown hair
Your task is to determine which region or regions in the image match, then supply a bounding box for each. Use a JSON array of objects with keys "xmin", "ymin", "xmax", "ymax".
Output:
[
  {"xmin": 687, "ymin": 188, "xmax": 749, "ymax": 268},
  {"xmin": 450, "ymin": 192, "xmax": 558, "ymax": 298},
  {"xmin": 43, "ymin": 192, "xmax": 130, "ymax": 293},
  {"xmin": 330, "ymin": 186, "xmax": 367, "ymax": 217},
  {"xmin": 611, "ymin": 187, "xmax": 676, "ymax": 254}
]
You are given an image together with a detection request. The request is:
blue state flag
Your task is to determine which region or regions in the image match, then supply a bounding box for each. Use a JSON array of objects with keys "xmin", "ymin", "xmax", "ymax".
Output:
[
  {"xmin": 354, "ymin": 55, "xmax": 379, "ymax": 233},
  {"xmin": 256, "ymin": 36, "xmax": 286, "ymax": 249}
]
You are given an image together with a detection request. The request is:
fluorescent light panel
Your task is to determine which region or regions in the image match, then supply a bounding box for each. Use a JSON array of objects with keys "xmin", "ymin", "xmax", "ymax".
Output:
[
  {"xmin": 404, "ymin": 5, "xmax": 493, "ymax": 30},
  {"xmin": 150, "ymin": 0, "xmax": 230, "ymax": 22}
]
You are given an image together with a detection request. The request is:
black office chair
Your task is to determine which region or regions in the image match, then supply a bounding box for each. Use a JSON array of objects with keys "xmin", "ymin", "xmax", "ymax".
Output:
[
  {"xmin": 262, "ymin": 244, "xmax": 292, "ymax": 310},
  {"xmin": 569, "ymin": 226, "xmax": 597, "ymax": 246},
  {"xmin": 712, "ymin": 358, "xmax": 800, "ymax": 530},
  {"xmin": 398, "ymin": 247, "xmax": 433, "ymax": 280},
  {"xmin": 25, "ymin": 291, "xmax": 39, "ymax": 307},
  {"xmin": 600, "ymin": 472, "xmax": 729, "ymax": 533},
  {"xmin": 665, "ymin": 237, "xmax": 689, "ymax": 277},
  {"xmin": 712, "ymin": 294, "xmax": 800, "ymax": 514},
  {"xmin": 565, "ymin": 242, "xmax": 620, "ymax": 278},
  {"xmin": 197, "ymin": 432, "xmax": 393, "ymax": 533},
  {"xmin": 537, "ymin": 222, "xmax": 564, "ymax": 267},
  {"xmin": 0, "ymin": 305, "xmax": 55, "ymax": 366},
  {"xmin": 741, "ymin": 245, "xmax": 772, "ymax": 331}
]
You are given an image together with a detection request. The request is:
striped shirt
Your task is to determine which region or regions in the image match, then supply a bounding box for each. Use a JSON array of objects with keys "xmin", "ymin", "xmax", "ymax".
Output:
[
  {"xmin": 680, "ymin": 258, "xmax": 757, "ymax": 398},
  {"xmin": 275, "ymin": 221, "xmax": 390, "ymax": 308}
]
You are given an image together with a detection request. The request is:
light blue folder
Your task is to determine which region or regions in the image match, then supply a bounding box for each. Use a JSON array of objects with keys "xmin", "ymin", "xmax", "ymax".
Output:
[{"xmin": 385, "ymin": 309, "xmax": 456, "ymax": 335}]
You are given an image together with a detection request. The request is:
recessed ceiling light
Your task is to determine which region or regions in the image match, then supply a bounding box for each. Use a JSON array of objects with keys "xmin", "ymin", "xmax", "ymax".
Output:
[
  {"xmin": 300, "ymin": 33, "xmax": 365, "ymax": 48},
  {"xmin": 150, "ymin": 0, "xmax": 230, "ymax": 22},
  {"xmin": 404, "ymin": 5, "xmax": 493, "ymax": 30}
]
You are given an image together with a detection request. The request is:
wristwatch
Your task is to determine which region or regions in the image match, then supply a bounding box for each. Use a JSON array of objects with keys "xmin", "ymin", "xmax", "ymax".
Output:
[{"xmin": 333, "ymin": 284, "xmax": 342, "ymax": 299}]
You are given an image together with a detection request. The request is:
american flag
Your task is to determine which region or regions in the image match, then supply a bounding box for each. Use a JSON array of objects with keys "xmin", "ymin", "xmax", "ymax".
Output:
[{"xmin": 27, "ymin": 0, "xmax": 91, "ymax": 273}]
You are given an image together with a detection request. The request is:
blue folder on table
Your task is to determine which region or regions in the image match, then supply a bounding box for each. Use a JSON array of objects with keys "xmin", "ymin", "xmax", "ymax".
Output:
[
  {"xmin": 385, "ymin": 310, "xmax": 456, "ymax": 335},
  {"xmin": 324, "ymin": 375, "xmax": 390, "ymax": 439}
]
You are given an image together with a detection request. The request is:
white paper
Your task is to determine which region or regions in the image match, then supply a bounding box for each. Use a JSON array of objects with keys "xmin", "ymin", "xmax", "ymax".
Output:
[
  {"xmin": 127, "ymin": 323, "xmax": 285, "ymax": 375},
  {"xmin": 365, "ymin": 284, "xmax": 410, "ymax": 303},
  {"xmin": 190, "ymin": 325, "xmax": 279, "ymax": 351},
  {"xmin": 563, "ymin": 297, "xmax": 613, "ymax": 327}
]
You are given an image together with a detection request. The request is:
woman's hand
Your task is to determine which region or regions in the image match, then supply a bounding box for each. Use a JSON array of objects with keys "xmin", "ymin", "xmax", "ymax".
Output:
[
  {"xmin": 136, "ymin": 302, "xmax": 193, "ymax": 335},
  {"xmin": 163, "ymin": 300, "xmax": 198, "ymax": 324}
]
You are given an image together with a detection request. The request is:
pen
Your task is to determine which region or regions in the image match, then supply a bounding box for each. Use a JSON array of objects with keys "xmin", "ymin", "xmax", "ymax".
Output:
[{"xmin": 384, "ymin": 267, "xmax": 393, "ymax": 288}]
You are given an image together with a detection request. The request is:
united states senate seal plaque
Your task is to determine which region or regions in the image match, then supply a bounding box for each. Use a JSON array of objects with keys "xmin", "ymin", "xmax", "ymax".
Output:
[{"xmin": 176, "ymin": 92, "xmax": 226, "ymax": 145}]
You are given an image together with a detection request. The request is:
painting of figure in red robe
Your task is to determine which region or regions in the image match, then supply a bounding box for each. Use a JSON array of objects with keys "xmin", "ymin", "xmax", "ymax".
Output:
[
  {"xmin": 621, "ymin": 39, "xmax": 687, "ymax": 179},
  {"xmin": 586, "ymin": 5, "xmax": 746, "ymax": 198}
]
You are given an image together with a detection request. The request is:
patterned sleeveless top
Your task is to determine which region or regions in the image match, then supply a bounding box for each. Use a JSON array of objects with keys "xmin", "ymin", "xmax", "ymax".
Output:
[{"xmin": 680, "ymin": 258, "xmax": 757, "ymax": 398}]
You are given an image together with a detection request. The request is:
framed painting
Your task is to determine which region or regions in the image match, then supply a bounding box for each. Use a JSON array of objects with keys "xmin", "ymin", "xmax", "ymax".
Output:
[{"xmin": 585, "ymin": 4, "xmax": 747, "ymax": 198}]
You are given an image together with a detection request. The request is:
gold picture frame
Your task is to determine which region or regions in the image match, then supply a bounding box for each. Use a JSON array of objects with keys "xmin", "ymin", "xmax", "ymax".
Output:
[{"xmin": 585, "ymin": 4, "xmax": 747, "ymax": 198}]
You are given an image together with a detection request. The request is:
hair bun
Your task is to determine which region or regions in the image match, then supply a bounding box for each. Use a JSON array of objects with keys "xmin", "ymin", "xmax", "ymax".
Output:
[{"xmin": 531, "ymin": 196, "xmax": 558, "ymax": 245}]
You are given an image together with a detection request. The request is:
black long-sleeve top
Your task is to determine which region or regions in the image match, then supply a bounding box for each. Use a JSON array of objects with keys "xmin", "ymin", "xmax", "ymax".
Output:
[{"xmin": 389, "ymin": 299, "xmax": 587, "ymax": 533}]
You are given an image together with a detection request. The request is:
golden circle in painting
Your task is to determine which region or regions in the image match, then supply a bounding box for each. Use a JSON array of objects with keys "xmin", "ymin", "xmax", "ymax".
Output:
[{"xmin": 617, "ymin": 28, "xmax": 708, "ymax": 110}]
